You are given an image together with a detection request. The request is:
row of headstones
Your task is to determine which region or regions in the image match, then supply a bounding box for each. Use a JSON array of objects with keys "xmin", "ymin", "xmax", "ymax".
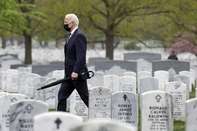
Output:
[
  {"xmin": 0, "ymin": 81, "xmax": 195, "ymax": 130},
  {"xmin": 0, "ymin": 92, "xmax": 144, "ymax": 131},
  {"xmin": 1, "ymin": 90, "xmax": 197, "ymax": 131},
  {"xmin": 0, "ymin": 92, "xmax": 77, "ymax": 131},
  {"xmin": 0, "ymin": 68, "xmax": 64, "ymax": 108},
  {"xmin": 69, "ymin": 80, "xmax": 186, "ymax": 119},
  {"xmin": 65, "ymin": 69, "xmax": 195, "ymax": 119},
  {"xmin": 0, "ymin": 67, "xmax": 195, "ymax": 112},
  {"xmin": 4, "ymin": 77, "xmax": 187, "ymax": 125},
  {"xmin": 88, "ymin": 52, "xmax": 162, "ymax": 66},
  {"xmin": 1, "ymin": 68, "xmax": 193, "ymax": 111},
  {"xmin": 90, "ymin": 58, "xmax": 191, "ymax": 76},
  {"xmin": 0, "ymin": 54, "xmax": 22, "ymax": 69},
  {"xmin": 69, "ymin": 88, "xmax": 197, "ymax": 131},
  {"xmin": 0, "ymin": 93, "xmax": 80, "ymax": 131},
  {"xmin": 0, "ymin": 91, "xmax": 148, "ymax": 131},
  {"xmin": 88, "ymin": 82, "xmax": 187, "ymax": 121},
  {"xmin": 88, "ymin": 69, "xmax": 195, "ymax": 93}
]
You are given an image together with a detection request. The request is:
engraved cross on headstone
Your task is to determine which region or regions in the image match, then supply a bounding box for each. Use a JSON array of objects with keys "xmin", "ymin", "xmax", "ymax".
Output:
[
  {"xmin": 155, "ymin": 95, "xmax": 162, "ymax": 102},
  {"xmin": 123, "ymin": 94, "xmax": 127, "ymax": 101},
  {"xmin": 54, "ymin": 118, "xmax": 62, "ymax": 129}
]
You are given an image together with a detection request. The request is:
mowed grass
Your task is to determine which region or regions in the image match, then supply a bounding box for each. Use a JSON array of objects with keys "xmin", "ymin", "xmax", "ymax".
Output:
[{"xmin": 174, "ymin": 121, "xmax": 185, "ymax": 131}]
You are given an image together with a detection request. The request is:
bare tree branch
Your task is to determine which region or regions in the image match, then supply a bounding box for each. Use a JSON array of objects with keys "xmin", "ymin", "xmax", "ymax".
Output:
[
  {"xmin": 91, "ymin": 4, "xmax": 107, "ymax": 17},
  {"xmin": 166, "ymin": 14, "xmax": 197, "ymax": 35},
  {"xmin": 88, "ymin": 16, "xmax": 106, "ymax": 32},
  {"xmin": 131, "ymin": 10, "xmax": 172, "ymax": 17},
  {"xmin": 101, "ymin": 0, "xmax": 109, "ymax": 8}
]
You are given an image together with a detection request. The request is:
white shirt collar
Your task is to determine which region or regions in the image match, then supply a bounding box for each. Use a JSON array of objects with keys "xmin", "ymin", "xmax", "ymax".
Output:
[{"xmin": 70, "ymin": 26, "xmax": 78, "ymax": 36}]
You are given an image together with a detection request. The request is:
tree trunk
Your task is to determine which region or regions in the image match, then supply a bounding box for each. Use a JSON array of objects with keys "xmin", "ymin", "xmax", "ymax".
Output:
[
  {"xmin": 2, "ymin": 37, "xmax": 6, "ymax": 49},
  {"xmin": 24, "ymin": 33, "xmax": 32, "ymax": 64},
  {"xmin": 101, "ymin": 42, "xmax": 105, "ymax": 49},
  {"xmin": 56, "ymin": 39, "xmax": 63, "ymax": 48},
  {"xmin": 105, "ymin": 31, "xmax": 114, "ymax": 60},
  {"xmin": 44, "ymin": 41, "xmax": 48, "ymax": 47},
  {"xmin": 39, "ymin": 40, "xmax": 43, "ymax": 47},
  {"xmin": 10, "ymin": 37, "xmax": 14, "ymax": 45},
  {"xmin": 55, "ymin": 39, "xmax": 60, "ymax": 48}
]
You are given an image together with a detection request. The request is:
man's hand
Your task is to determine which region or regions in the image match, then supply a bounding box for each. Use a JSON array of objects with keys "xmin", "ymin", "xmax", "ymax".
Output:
[{"xmin": 71, "ymin": 72, "xmax": 78, "ymax": 80}]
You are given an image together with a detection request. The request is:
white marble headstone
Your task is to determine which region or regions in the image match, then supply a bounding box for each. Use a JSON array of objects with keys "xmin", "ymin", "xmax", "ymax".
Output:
[
  {"xmin": 139, "ymin": 77, "xmax": 159, "ymax": 94},
  {"xmin": 104, "ymin": 74, "xmax": 119, "ymax": 92},
  {"xmin": 87, "ymin": 71, "xmax": 104, "ymax": 88},
  {"xmin": 46, "ymin": 70, "xmax": 64, "ymax": 79},
  {"xmin": 179, "ymin": 71, "xmax": 194, "ymax": 92},
  {"xmin": 123, "ymin": 71, "xmax": 136, "ymax": 77},
  {"xmin": 18, "ymin": 66, "xmax": 32, "ymax": 73},
  {"xmin": 71, "ymin": 119, "xmax": 136, "ymax": 131},
  {"xmin": 70, "ymin": 90, "xmax": 88, "ymax": 119},
  {"xmin": 89, "ymin": 87, "xmax": 111, "ymax": 119},
  {"xmin": 141, "ymin": 91, "xmax": 173, "ymax": 131},
  {"xmin": 154, "ymin": 70, "xmax": 169, "ymax": 90},
  {"xmin": 137, "ymin": 71, "xmax": 152, "ymax": 80},
  {"xmin": 0, "ymin": 70, "xmax": 7, "ymax": 91},
  {"xmin": 186, "ymin": 98, "xmax": 197, "ymax": 131},
  {"xmin": 0, "ymin": 93, "xmax": 28, "ymax": 131},
  {"xmin": 7, "ymin": 93, "xmax": 29, "ymax": 103},
  {"xmin": 112, "ymin": 92, "xmax": 138, "ymax": 128},
  {"xmin": 1, "ymin": 59, "xmax": 22, "ymax": 69},
  {"xmin": 168, "ymin": 68, "xmax": 176, "ymax": 82},
  {"xmin": 119, "ymin": 76, "xmax": 136, "ymax": 93},
  {"xmin": 137, "ymin": 71, "xmax": 152, "ymax": 91},
  {"xmin": 4, "ymin": 69, "xmax": 19, "ymax": 93},
  {"xmin": 137, "ymin": 59, "xmax": 152, "ymax": 73},
  {"xmin": 174, "ymin": 75, "xmax": 190, "ymax": 98},
  {"xmin": 34, "ymin": 112, "xmax": 83, "ymax": 131},
  {"xmin": 9, "ymin": 100, "xmax": 48, "ymax": 131},
  {"xmin": 0, "ymin": 92, "xmax": 7, "ymax": 96},
  {"xmin": 40, "ymin": 77, "xmax": 60, "ymax": 109},
  {"xmin": 105, "ymin": 66, "xmax": 128, "ymax": 76},
  {"xmin": 165, "ymin": 81, "xmax": 187, "ymax": 121},
  {"xmin": 18, "ymin": 72, "xmax": 44, "ymax": 98}
]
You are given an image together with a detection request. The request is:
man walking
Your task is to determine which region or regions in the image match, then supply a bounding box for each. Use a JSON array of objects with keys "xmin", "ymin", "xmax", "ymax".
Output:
[{"xmin": 57, "ymin": 13, "xmax": 89, "ymax": 111}]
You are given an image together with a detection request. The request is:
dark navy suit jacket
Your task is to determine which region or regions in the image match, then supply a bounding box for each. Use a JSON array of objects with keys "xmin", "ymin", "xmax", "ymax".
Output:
[{"xmin": 64, "ymin": 29, "xmax": 87, "ymax": 77}]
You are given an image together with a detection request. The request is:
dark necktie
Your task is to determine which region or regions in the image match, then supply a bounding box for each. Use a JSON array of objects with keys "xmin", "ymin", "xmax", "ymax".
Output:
[{"xmin": 66, "ymin": 33, "xmax": 71, "ymax": 44}]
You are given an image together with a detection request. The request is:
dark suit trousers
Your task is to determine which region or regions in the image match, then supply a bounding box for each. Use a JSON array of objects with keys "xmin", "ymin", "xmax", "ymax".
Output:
[{"xmin": 57, "ymin": 79, "xmax": 89, "ymax": 112}]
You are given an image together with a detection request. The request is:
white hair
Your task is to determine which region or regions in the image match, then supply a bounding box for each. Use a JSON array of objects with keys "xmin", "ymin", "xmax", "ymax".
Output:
[{"xmin": 65, "ymin": 13, "xmax": 79, "ymax": 26}]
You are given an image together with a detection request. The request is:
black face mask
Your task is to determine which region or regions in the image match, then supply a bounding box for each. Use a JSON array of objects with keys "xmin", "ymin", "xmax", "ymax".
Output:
[{"xmin": 64, "ymin": 24, "xmax": 71, "ymax": 32}]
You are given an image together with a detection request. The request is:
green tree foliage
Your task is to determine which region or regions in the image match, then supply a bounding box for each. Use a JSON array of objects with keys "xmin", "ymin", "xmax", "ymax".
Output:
[
  {"xmin": 165, "ymin": 0, "xmax": 197, "ymax": 44},
  {"xmin": 0, "ymin": 0, "xmax": 47, "ymax": 63},
  {"xmin": 35, "ymin": 0, "xmax": 69, "ymax": 47},
  {"xmin": 15, "ymin": 0, "xmax": 47, "ymax": 64},
  {"xmin": 66, "ymin": 0, "xmax": 174, "ymax": 59},
  {"xmin": 0, "ymin": 0, "xmax": 196, "ymax": 62},
  {"xmin": 0, "ymin": 0, "xmax": 25, "ymax": 42}
]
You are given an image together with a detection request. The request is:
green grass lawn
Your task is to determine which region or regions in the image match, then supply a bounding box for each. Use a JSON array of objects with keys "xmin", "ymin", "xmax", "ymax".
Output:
[{"xmin": 174, "ymin": 121, "xmax": 185, "ymax": 131}]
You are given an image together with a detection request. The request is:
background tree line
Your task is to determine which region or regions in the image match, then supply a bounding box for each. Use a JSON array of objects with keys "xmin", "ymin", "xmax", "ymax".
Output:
[{"xmin": 0, "ymin": 0, "xmax": 196, "ymax": 63}]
